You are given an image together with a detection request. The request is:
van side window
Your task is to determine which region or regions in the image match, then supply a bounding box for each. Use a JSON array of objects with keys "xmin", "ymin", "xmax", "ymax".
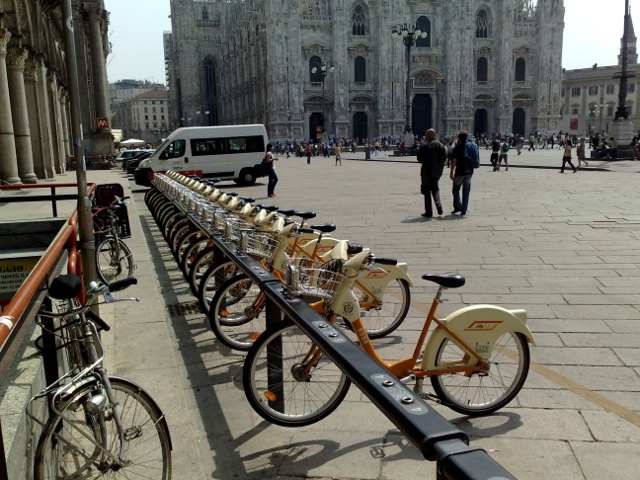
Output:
[
  {"xmin": 165, "ymin": 139, "xmax": 186, "ymax": 159},
  {"xmin": 226, "ymin": 135, "xmax": 265, "ymax": 154},
  {"xmin": 191, "ymin": 138, "xmax": 226, "ymax": 156}
]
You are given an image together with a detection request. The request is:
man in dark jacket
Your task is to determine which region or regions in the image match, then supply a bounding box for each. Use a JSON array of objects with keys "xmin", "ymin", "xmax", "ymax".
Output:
[{"xmin": 416, "ymin": 129, "xmax": 446, "ymax": 217}]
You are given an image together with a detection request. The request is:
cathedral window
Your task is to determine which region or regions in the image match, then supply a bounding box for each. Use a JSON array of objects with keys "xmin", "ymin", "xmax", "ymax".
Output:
[
  {"xmin": 416, "ymin": 16, "xmax": 431, "ymax": 47},
  {"xmin": 352, "ymin": 5, "xmax": 368, "ymax": 35},
  {"xmin": 202, "ymin": 8, "xmax": 208, "ymax": 21},
  {"xmin": 354, "ymin": 56, "xmax": 366, "ymax": 82},
  {"xmin": 309, "ymin": 56, "xmax": 323, "ymax": 83},
  {"xmin": 476, "ymin": 9, "xmax": 491, "ymax": 38},
  {"xmin": 476, "ymin": 57, "xmax": 488, "ymax": 82},
  {"xmin": 515, "ymin": 58, "xmax": 526, "ymax": 81}
]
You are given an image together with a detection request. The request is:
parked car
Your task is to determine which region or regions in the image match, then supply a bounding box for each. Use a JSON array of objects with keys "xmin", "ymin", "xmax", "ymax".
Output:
[
  {"xmin": 126, "ymin": 152, "xmax": 153, "ymax": 174},
  {"xmin": 122, "ymin": 150, "xmax": 155, "ymax": 171}
]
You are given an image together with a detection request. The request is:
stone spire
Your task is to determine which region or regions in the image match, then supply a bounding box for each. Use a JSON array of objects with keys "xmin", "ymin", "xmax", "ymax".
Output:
[{"xmin": 619, "ymin": 14, "xmax": 638, "ymax": 64}]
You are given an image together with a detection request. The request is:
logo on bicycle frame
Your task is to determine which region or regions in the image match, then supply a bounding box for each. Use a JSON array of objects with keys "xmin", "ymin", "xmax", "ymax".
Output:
[
  {"xmin": 343, "ymin": 303, "xmax": 355, "ymax": 315},
  {"xmin": 464, "ymin": 321, "xmax": 502, "ymax": 331}
]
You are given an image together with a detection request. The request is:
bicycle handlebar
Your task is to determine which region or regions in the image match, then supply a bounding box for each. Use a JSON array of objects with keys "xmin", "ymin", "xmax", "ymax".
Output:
[
  {"xmin": 85, "ymin": 309, "xmax": 111, "ymax": 331},
  {"xmin": 373, "ymin": 257, "xmax": 398, "ymax": 266},
  {"xmin": 108, "ymin": 277, "xmax": 138, "ymax": 292}
]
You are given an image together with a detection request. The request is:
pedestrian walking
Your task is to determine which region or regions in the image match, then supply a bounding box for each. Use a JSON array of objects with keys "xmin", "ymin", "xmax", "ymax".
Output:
[
  {"xmin": 449, "ymin": 131, "xmax": 480, "ymax": 215},
  {"xmin": 560, "ymin": 140, "xmax": 577, "ymax": 173},
  {"xmin": 263, "ymin": 143, "xmax": 279, "ymax": 197},
  {"xmin": 416, "ymin": 129, "xmax": 446, "ymax": 217},
  {"xmin": 490, "ymin": 136, "xmax": 500, "ymax": 171},
  {"xmin": 498, "ymin": 138, "xmax": 509, "ymax": 171},
  {"xmin": 305, "ymin": 144, "xmax": 312, "ymax": 164},
  {"xmin": 577, "ymin": 137, "xmax": 588, "ymax": 168},
  {"xmin": 334, "ymin": 143, "xmax": 342, "ymax": 166}
]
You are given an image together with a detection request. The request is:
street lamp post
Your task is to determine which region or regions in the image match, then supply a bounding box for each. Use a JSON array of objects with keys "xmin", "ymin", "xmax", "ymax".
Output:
[
  {"xmin": 311, "ymin": 61, "xmax": 335, "ymax": 141},
  {"xmin": 392, "ymin": 22, "xmax": 427, "ymax": 136}
]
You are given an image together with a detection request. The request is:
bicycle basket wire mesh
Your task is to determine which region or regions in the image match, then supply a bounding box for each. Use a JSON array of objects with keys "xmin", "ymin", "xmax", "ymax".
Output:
[
  {"xmin": 289, "ymin": 258, "xmax": 345, "ymax": 302},
  {"xmin": 240, "ymin": 230, "xmax": 280, "ymax": 261},
  {"xmin": 225, "ymin": 217, "xmax": 255, "ymax": 243},
  {"xmin": 213, "ymin": 211, "xmax": 235, "ymax": 234}
]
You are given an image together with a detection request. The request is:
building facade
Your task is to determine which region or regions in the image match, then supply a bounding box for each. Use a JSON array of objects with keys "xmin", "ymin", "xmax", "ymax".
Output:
[
  {"xmin": 560, "ymin": 19, "xmax": 639, "ymax": 136},
  {"xmin": 0, "ymin": 0, "xmax": 112, "ymax": 184},
  {"xmin": 114, "ymin": 90, "xmax": 170, "ymax": 144},
  {"xmin": 109, "ymin": 79, "xmax": 167, "ymax": 105},
  {"xmin": 165, "ymin": 0, "xmax": 565, "ymax": 142}
]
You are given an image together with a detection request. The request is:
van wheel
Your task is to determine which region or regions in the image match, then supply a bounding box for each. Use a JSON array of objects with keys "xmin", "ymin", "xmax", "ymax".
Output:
[{"xmin": 237, "ymin": 169, "xmax": 256, "ymax": 186}]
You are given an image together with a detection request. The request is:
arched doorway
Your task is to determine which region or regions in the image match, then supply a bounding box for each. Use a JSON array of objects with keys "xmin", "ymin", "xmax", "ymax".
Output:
[
  {"xmin": 353, "ymin": 112, "xmax": 368, "ymax": 141},
  {"xmin": 412, "ymin": 94, "xmax": 432, "ymax": 138},
  {"xmin": 512, "ymin": 108, "xmax": 526, "ymax": 135},
  {"xmin": 474, "ymin": 109, "xmax": 488, "ymax": 136},
  {"xmin": 309, "ymin": 112, "xmax": 324, "ymax": 141}
]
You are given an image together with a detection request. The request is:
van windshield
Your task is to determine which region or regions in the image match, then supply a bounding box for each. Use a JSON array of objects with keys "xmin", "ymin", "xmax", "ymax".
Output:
[{"xmin": 155, "ymin": 138, "xmax": 171, "ymax": 156}]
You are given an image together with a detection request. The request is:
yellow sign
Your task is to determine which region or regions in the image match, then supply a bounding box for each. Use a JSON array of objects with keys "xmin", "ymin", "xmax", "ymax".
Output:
[{"xmin": 0, "ymin": 257, "xmax": 40, "ymax": 313}]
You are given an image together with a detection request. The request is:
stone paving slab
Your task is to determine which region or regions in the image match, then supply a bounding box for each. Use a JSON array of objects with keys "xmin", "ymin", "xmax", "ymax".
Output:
[{"xmin": 16, "ymin": 145, "xmax": 637, "ymax": 479}]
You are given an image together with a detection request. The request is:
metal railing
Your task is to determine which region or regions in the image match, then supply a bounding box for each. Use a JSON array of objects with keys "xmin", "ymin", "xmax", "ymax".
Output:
[{"xmin": 150, "ymin": 186, "xmax": 518, "ymax": 480}]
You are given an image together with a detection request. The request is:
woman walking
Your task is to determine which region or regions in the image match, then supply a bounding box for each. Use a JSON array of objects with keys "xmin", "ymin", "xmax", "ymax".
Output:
[
  {"xmin": 577, "ymin": 137, "xmax": 588, "ymax": 168},
  {"xmin": 560, "ymin": 140, "xmax": 577, "ymax": 173},
  {"xmin": 264, "ymin": 143, "xmax": 279, "ymax": 197}
]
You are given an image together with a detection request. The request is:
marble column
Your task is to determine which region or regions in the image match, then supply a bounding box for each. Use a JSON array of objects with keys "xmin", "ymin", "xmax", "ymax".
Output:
[
  {"xmin": 48, "ymin": 74, "xmax": 66, "ymax": 175},
  {"xmin": 59, "ymin": 88, "xmax": 71, "ymax": 157},
  {"xmin": 0, "ymin": 29, "xmax": 21, "ymax": 184},
  {"xmin": 86, "ymin": 5, "xmax": 111, "ymax": 131},
  {"xmin": 7, "ymin": 47, "xmax": 37, "ymax": 183},
  {"xmin": 37, "ymin": 60, "xmax": 56, "ymax": 178},
  {"xmin": 23, "ymin": 59, "xmax": 46, "ymax": 178}
]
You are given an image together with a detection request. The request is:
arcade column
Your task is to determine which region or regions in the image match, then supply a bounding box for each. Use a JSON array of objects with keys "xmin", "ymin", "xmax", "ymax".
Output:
[
  {"xmin": 7, "ymin": 47, "xmax": 38, "ymax": 183},
  {"xmin": 0, "ymin": 29, "xmax": 21, "ymax": 184}
]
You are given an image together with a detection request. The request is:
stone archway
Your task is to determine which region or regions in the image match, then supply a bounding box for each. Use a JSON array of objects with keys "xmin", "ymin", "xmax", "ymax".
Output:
[
  {"xmin": 512, "ymin": 108, "xmax": 526, "ymax": 135},
  {"xmin": 474, "ymin": 109, "xmax": 489, "ymax": 136},
  {"xmin": 353, "ymin": 112, "xmax": 368, "ymax": 142},
  {"xmin": 309, "ymin": 112, "xmax": 324, "ymax": 141}
]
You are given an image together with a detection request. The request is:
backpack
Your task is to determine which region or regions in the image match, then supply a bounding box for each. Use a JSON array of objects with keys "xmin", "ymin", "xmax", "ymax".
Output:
[
  {"xmin": 502, "ymin": 142, "xmax": 510, "ymax": 152},
  {"xmin": 463, "ymin": 142, "xmax": 480, "ymax": 169}
]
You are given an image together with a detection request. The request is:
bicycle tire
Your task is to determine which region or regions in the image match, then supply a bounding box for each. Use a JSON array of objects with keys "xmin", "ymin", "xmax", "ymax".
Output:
[
  {"xmin": 430, "ymin": 332, "xmax": 530, "ymax": 416},
  {"xmin": 180, "ymin": 237, "xmax": 210, "ymax": 276},
  {"xmin": 169, "ymin": 223, "xmax": 190, "ymax": 256},
  {"xmin": 34, "ymin": 376, "xmax": 172, "ymax": 480},
  {"xmin": 208, "ymin": 274, "xmax": 265, "ymax": 351},
  {"xmin": 357, "ymin": 278, "xmax": 411, "ymax": 339},
  {"xmin": 164, "ymin": 216, "xmax": 187, "ymax": 244},
  {"xmin": 188, "ymin": 246, "xmax": 216, "ymax": 294},
  {"xmin": 95, "ymin": 237, "xmax": 134, "ymax": 285},
  {"xmin": 197, "ymin": 261, "xmax": 239, "ymax": 314},
  {"xmin": 243, "ymin": 319, "xmax": 351, "ymax": 427},
  {"xmin": 175, "ymin": 231, "xmax": 203, "ymax": 266}
]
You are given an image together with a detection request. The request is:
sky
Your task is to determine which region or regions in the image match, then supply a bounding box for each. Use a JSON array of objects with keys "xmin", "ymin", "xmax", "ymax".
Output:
[{"xmin": 105, "ymin": 0, "xmax": 639, "ymax": 83}]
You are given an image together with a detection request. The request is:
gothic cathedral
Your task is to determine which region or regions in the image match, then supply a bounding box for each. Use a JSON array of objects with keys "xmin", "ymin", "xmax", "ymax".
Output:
[{"xmin": 166, "ymin": 0, "xmax": 565, "ymax": 141}]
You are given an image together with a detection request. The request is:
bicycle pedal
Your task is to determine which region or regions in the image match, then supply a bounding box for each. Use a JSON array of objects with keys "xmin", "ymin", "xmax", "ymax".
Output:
[{"xmin": 419, "ymin": 392, "xmax": 445, "ymax": 405}]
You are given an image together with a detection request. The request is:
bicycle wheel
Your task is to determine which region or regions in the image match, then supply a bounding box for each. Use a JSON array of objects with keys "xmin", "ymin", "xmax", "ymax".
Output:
[
  {"xmin": 357, "ymin": 278, "xmax": 411, "ymax": 339},
  {"xmin": 34, "ymin": 377, "xmax": 172, "ymax": 479},
  {"xmin": 197, "ymin": 261, "xmax": 239, "ymax": 314},
  {"xmin": 188, "ymin": 247, "xmax": 216, "ymax": 294},
  {"xmin": 169, "ymin": 223, "xmax": 190, "ymax": 256},
  {"xmin": 430, "ymin": 332, "xmax": 530, "ymax": 416},
  {"xmin": 96, "ymin": 237, "xmax": 134, "ymax": 285},
  {"xmin": 180, "ymin": 237, "xmax": 210, "ymax": 276},
  {"xmin": 244, "ymin": 319, "xmax": 351, "ymax": 427},
  {"xmin": 208, "ymin": 274, "xmax": 266, "ymax": 351}
]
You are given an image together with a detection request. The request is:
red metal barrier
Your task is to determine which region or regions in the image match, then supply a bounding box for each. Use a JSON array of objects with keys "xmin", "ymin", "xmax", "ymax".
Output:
[{"xmin": 0, "ymin": 183, "xmax": 95, "ymax": 351}]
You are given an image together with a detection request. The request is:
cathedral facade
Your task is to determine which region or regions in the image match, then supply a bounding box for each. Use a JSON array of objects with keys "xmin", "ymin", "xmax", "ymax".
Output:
[{"xmin": 166, "ymin": 0, "xmax": 565, "ymax": 141}]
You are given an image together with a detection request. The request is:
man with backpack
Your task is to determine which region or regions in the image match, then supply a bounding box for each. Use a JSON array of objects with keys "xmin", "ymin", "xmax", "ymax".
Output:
[
  {"xmin": 498, "ymin": 137, "xmax": 509, "ymax": 171},
  {"xmin": 490, "ymin": 136, "xmax": 501, "ymax": 171},
  {"xmin": 449, "ymin": 131, "xmax": 480, "ymax": 215}
]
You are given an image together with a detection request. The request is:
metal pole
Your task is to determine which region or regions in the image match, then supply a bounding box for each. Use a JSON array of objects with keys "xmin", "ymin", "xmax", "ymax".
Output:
[
  {"xmin": 62, "ymin": 0, "xmax": 97, "ymax": 286},
  {"xmin": 599, "ymin": 97, "xmax": 604, "ymax": 132},
  {"xmin": 322, "ymin": 73, "xmax": 325, "ymax": 138},
  {"xmin": 405, "ymin": 42, "xmax": 412, "ymax": 133}
]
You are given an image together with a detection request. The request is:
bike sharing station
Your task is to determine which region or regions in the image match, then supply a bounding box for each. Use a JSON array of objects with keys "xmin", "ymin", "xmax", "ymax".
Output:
[{"xmin": 144, "ymin": 172, "xmax": 529, "ymax": 480}]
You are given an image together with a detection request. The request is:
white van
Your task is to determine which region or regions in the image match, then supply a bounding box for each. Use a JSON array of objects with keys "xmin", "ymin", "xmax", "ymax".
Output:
[{"xmin": 134, "ymin": 124, "xmax": 268, "ymax": 187}]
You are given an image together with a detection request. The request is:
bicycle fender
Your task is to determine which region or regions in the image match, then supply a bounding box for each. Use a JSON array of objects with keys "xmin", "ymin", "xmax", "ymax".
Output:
[
  {"xmin": 421, "ymin": 305, "xmax": 535, "ymax": 371},
  {"xmin": 331, "ymin": 287, "xmax": 361, "ymax": 323}
]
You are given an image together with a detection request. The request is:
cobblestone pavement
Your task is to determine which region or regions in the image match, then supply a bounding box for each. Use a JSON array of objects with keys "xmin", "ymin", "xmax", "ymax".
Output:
[{"xmin": 11, "ymin": 147, "xmax": 638, "ymax": 480}]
